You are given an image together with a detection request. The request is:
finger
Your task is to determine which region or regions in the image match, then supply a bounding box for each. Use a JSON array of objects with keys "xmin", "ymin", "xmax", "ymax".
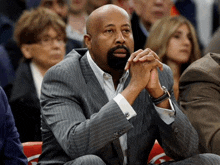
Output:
[
  {"xmin": 133, "ymin": 48, "xmax": 151, "ymax": 62},
  {"xmin": 128, "ymin": 49, "xmax": 143, "ymax": 62},
  {"xmin": 145, "ymin": 59, "xmax": 163, "ymax": 71},
  {"xmin": 125, "ymin": 49, "xmax": 143, "ymax": 70},
  {"xmin": 139, "ymin": 51, "xmax": 160, "ymax": 62}
]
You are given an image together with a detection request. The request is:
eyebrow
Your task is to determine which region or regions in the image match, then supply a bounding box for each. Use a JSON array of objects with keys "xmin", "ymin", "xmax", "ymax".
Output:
[{"xmin": 104, "ymin": 23, "xmax": 131, "ymax": 28}]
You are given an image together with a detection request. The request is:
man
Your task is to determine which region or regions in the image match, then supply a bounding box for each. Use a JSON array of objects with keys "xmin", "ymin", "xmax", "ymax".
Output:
[
  {"xmin": 86, "ymin": 0, "xmax": 111, "ymax": 15},
  {"xmin": 38, "ymin": 4, "xmax": 220, "ymax": 165},
  {"xmin": 39, "ymin": 0, "xmax": 68, "ymax": 23},
  {"xmin": 179, "ymin": 52, "xmax": 220, "ymax": 155},
  {"xmin": 0, "ymin": 87, "xmax": 28, "ymax": 164},
  {"xmin": 5, "ymin": 7, "xmax": 66, "ymax": 142},
  {"xmin": 131, "ymin": 0, "xmax": 174, "ymax": 51}
]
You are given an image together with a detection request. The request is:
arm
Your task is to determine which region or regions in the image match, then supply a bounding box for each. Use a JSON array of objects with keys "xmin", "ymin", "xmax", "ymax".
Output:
[
  {"xmin": 179, "ymin": 71, "xmax": 220, "ymax": 154},
  {"xmin": 152, "ymin": 66, "xmax": 199, "ymax": 160},
  {"xmin": 0, "ymin": 87, "xmax": 27, "ymax": 165}
]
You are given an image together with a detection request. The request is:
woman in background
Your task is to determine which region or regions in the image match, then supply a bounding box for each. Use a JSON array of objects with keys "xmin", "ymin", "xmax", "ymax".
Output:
[{"xmin": 146, "ymin": 16, "xmax": 201, "ymax": 100}]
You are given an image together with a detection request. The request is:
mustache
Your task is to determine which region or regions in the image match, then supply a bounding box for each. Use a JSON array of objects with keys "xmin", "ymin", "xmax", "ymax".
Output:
[{"xmin": 109, "ymin": 45, "xmax": 130, "ymax": 55}]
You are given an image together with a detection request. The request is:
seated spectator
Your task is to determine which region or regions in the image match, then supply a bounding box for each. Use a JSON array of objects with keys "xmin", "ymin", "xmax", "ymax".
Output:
[
  {"xmin": 0, "ymin": 86, "xmax": 28, "ymax": 165},
  {"xmin": 146, "ymin": 16, "xmax": 201, "ymax": 100},
  {"xmin": 131, "ymin": 0, "xmax": 174, "ymax": 51},
  {"xmin": 179, "ymin": 52, "xmax": 220, "ymax": 155},
  {"xmin": 40, "ymin": 0, "xmax": 83, "ymax": 52},
  {"xmin": 111, "ymin": 0, "xmax": 134, "ymax": 17},
  {"xmin": 5, "ymin": 7, "xmax": 66, "ymax": 142},
  {"xmin": 86, "ymin": 0, "xmax": 111, "ymax": 15},
  {"xmin": 66, "ymin": 0, "xmax": 88, "ymax": 48},
  {"xmin": 39, "ymin": 0, "xmax": 68, "ymax": 23},
  {"xmin": 38, "ymin": 4, "xmax": 220, "ymax": 165}
]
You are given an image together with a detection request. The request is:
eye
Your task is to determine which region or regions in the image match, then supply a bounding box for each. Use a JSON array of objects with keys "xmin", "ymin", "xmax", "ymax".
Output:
[
  {"xmin": 122, "ymin": 28, "xmax": 131, "ymax": 34},
  {"xmin": 57, "ymin": 0, "xmax": 65, "ymax": 7}
]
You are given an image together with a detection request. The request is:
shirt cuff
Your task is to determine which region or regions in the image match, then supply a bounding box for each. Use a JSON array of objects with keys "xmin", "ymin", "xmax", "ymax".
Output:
[
  {"xmin": 113, "ymin": 94, "xmax": 137, "ymax": 120},
  {"xmin": 153, "ymin": 99, "xmax": 175, "ymax": 125}
]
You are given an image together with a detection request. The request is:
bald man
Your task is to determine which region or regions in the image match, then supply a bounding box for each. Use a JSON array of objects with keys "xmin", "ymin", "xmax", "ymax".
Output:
[{"xmin": 38, "ymin": 4, "xmax": 220, "ymax": 165}]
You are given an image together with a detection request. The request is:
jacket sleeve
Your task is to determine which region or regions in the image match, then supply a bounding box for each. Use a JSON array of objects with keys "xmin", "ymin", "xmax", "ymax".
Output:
[
  {"xmin": 0, "ymin": 87, "xmax": 28, "ymax": 165},
  {"xmin": 156, "ymin": 65, "xmax": 199, "ymax": 161}
]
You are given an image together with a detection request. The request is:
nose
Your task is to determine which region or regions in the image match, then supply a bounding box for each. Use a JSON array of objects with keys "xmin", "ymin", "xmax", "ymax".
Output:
[
  {"xmin": 115, "ymin": 31, "xmax": 125, "ymax": 44},
  {"xmin": 183, "ymin": 36, "xmax": 191, "ymax": 46},
  {"xmin": 154, "ymin": 0, "xmax": 164, "ymax": 5}
]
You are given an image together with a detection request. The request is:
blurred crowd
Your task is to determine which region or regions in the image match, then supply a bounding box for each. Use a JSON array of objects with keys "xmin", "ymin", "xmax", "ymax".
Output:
[{"xmin": 0, "ymin": 0, "xmax": 220, "ymax": 162}]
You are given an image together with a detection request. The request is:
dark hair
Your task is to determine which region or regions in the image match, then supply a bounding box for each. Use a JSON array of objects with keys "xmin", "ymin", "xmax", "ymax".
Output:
[{"xmin": 14, "ymin": 7, "xmax": 67, "ymax": 47}]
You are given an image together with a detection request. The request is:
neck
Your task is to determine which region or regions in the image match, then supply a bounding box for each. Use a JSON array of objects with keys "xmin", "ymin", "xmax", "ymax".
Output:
[
  {"xmin": 166, "ymin": 60, "xmax": 181, "ymax": 79},
  {"xmin": 68, "ymin": 12, "xmax": 87, "ymax": 33},
  {"xmin": 110, "ymin": 69, "xmax": 124, "ymax": 90}
]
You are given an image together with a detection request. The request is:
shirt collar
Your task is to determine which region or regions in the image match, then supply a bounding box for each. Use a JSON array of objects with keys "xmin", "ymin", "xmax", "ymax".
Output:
[
  {"xmin": 30, "ymin": 62, "xmax": 43, "ymax": 99},
  {"xmin": 86, "ymin": 51, "xmax": 129, "ymax": 90}
]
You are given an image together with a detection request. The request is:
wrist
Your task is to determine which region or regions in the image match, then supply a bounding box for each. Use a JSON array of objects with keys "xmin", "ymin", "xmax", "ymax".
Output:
[{"xmin": 150, "ymin": 86, "xmax": 171, "ymax": 105}]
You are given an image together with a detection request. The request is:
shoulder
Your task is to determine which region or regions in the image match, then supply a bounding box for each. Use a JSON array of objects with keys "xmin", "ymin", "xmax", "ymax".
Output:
[{"xmin": 180, "ymin": 53, "xmax": 220, "ymax": 85}]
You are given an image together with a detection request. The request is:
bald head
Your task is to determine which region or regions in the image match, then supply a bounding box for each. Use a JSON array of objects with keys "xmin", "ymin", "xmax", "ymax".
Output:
[{"xmin": 86, "ymin": 4, "xmax": 130, "ymax": 36}]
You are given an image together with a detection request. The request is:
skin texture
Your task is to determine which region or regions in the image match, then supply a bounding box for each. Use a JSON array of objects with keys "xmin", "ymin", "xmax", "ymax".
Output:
[{"xmin": 84, "ymin": 4, "xmax": 170, "ymax": 108}]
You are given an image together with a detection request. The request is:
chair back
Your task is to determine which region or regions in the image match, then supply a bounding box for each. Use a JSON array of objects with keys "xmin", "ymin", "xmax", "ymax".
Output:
[{"xmin": 22, "ymin": 141, "xmax": 42, "ymax": 165}]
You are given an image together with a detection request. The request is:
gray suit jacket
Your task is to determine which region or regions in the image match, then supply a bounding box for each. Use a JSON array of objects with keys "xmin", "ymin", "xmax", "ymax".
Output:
[
  {"xmin": 179, "ymin": 53, "xmax": 220, "ymax": 155},
  {"xmin": 38, "ymin": 49, "xmax": 199, "ymax": 165}
]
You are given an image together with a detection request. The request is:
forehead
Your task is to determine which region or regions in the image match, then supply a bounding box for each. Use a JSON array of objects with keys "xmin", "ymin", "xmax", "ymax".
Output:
[{"xmin": 97, "ymin": 9, "xmax": 131, "ymax": 27}]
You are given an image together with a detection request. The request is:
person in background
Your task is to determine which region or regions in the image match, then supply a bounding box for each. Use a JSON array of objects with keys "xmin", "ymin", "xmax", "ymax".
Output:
[
  {"xmin": 111, "ymin": 0, "xmax": 134, "ymax": 17},
  {"xmin": 66, "ymin": 0, "xmax": 88, "ymax": 48},
  {"xmin": 179, "ymin": 52, "xmax": 220, "ymax": 155},
  {"xmin": 5, "ymin": 7, "xmax": 66, "ymax": 142},
  {"xmin": 146, "ymin": 16, "xmax": 201, "ymax": 100},
  {"xmin": 40, "ymin": 0, "xmax": 83, "ymax": 52},
  {"xmin": 39, "ymin": 0, "xmax": 68, "ymax": 23},
  {"xmin": 0, "ymin": 86, "xmax": 28, "ymax": 165},
  {"xmin": 86, "ymin": 0, "xmax": 111, "ymax": 15},
  {"xmin": 38, "ymin": 4, "xmax": 220, "ymax": 165},
  {"xmin": 131, "ymin": 0, "xmax": 174, "ymax": 51}
]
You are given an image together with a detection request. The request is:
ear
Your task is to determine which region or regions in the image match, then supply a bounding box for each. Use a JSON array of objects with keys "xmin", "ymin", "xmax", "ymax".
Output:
[
  {"xmin": 84, "ymin": 34, "xmax": 92, "ymax": 50},
  {"xmin": 21, "ymin": 44, "xmax": 32, "ymax": 59}
]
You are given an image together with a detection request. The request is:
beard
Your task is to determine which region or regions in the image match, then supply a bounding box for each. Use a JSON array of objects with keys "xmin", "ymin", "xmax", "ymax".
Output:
[{"xmin": 107, "ymin": 45, "xmax": 131, "ymax": 71}]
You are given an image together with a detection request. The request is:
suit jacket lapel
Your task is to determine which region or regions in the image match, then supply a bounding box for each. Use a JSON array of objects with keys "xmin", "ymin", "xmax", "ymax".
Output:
[
  {"xmin": 80, "ymin": 53, "xmax": 124, "ymax": 164},
  {"xmin": 80, "ymin": 54, "xmax": 109, "ymax": 106}
]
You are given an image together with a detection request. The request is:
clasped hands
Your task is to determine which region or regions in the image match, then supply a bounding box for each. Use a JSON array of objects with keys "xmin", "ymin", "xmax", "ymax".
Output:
[{"xmin": 124, "ymin": 48, "xmax": 164, "ymax": 99}]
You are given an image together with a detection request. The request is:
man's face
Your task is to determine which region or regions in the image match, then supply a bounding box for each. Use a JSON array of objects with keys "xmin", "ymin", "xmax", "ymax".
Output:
[
  {"xmin": 22, "ymin": 27, "xmax": 66, "ymax": 70},
  {"xmin": 69, "ymin": 0, "xmax": 87, "ymax": 14},
  {"xmin": 135, "ymin": 0, "xmax": 173, "ymax": 25},
  {"xmin": 88, "ymin": 0, "xmax": 110, "ymax": 8},
  {"xmin": 40, "ymin": 0, "xmax": 68, "ymax": 22},
  {"xmin": 86, "ymin": 8, "xmax": 134, "ymax": 72}
]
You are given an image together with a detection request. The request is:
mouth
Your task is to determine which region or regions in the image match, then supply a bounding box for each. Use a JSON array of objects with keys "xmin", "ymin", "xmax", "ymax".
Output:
[
  {"xmin": 153, "ymin": 11, "xmax": 164, "ymax": 17},
  {"xmin": 113, "ymin": 48, "xmax": 127, "ymax": 58},
  {"xmin": 180, "ymin": 49, "xmax": 190, "ymax": 54}
]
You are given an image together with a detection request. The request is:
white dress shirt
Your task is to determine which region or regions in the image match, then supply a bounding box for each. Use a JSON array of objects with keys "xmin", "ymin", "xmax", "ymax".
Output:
[
  {"xmin": 30, "ymin": 62, "xmax": 43, "ymax": 99},
  {"xmin": 86, "ymin": 51, "xmax": 175, "ymax": 164}
]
